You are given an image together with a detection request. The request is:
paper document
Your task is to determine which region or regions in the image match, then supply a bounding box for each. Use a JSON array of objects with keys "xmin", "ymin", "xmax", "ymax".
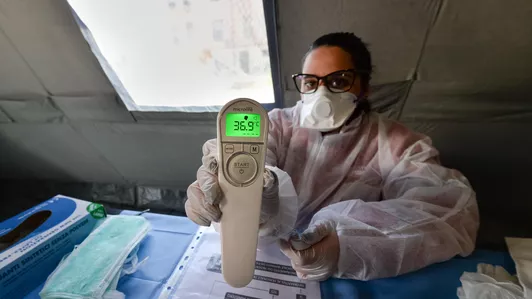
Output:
[{"xmin": 159, "ymin": 226, "xmax": 321, "ymax": 299}]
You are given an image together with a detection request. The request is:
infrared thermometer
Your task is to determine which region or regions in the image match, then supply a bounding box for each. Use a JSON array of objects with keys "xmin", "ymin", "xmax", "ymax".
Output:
[{"xmin": 217, "ymin": 98, "xmax": 269, "ymax": 288}]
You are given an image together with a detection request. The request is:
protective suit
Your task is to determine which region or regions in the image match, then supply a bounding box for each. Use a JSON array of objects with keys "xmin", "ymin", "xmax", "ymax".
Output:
[
  {"xmin": 186, "ymin": 101, "xmax": 479, "ymax": 281},
  {"xmin": 267, "ymin": 101, "xmax": 478, "ymax": 280}
]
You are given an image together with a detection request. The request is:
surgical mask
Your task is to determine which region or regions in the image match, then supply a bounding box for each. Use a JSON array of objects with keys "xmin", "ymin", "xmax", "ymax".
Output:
[
  {"xmin": 39, "ymin": 215, "xmax": 151, "ymax": 299},
  {"xmin": 299, "ymin": 86, "xmax": 358, "ymax": 132}
]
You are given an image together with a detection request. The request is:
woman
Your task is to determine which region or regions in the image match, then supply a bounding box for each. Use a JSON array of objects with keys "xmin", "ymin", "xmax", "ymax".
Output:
[{"xmin": 185, "ymin": 32, "xmax": 479, "ymax": 281}]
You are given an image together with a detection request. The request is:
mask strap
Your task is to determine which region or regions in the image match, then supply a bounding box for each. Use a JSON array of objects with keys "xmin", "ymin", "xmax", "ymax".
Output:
[
  {"xmin": 121, "ymin": 254, "xmax": 149, "ymax": 277},
  {"xmin": 121, "ymin": 256, "xmax": 149, "ymax": 277},
  {"xmin": 355, "ymin": 90, "xmax": 367, "ymax": 102},
  {"xmin": 343, "ymin": 92, "xmax": 368, "ymax": 128}
]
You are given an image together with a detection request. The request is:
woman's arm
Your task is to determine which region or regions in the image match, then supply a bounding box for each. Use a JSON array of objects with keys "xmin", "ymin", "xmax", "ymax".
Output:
[
  {"xmin": 308, "ymin": 121, "xmax": 479, "ymax": 280},
  {"xmin": 265, "ymin": 107, "xmax": 295, "ymax": 168},
  {"xmin": 259, "ymin": 108, "xmax": 299, "ymax": 241}
]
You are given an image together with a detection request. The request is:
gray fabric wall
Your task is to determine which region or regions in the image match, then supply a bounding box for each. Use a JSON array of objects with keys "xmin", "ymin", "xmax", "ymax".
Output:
[{"xmin": 1, "ymin": 0, "xmax": 532, "ymax": 249}]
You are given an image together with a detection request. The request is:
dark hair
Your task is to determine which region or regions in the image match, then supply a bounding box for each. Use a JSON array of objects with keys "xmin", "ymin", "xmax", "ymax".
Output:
[{"xmin": 305, "ymin": 32, "xmax": 373, "ymax": 117}]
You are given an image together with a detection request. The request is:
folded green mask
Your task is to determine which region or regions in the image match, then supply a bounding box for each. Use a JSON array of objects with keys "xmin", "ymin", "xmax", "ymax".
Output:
[{"xmin": 39, "ymin": 215, "xmax": 151, "ymax": 299}]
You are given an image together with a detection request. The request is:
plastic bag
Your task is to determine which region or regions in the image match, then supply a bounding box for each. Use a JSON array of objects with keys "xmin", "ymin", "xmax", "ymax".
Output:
[
  {"xmin": 457, "ymin": 263, "xmax": 524, "ymax": 299},
  {"xmin": 506, "ymin": 237, "xmax": 532, "ymax": 298}
]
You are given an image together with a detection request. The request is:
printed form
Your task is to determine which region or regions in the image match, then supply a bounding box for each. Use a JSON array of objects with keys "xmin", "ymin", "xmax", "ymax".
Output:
[{"xmin": 159, "ymin": 226, "xmax": 321, "ymax": 299}]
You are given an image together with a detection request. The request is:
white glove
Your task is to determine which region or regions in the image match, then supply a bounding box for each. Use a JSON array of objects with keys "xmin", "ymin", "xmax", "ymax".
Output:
[
  {"xmin": 185, "ymin": 139, "xmax": 279, "ymax": 227},
  {"xmin": 280, "ymin": 220, "xmax": 340, "ymax": 281}
]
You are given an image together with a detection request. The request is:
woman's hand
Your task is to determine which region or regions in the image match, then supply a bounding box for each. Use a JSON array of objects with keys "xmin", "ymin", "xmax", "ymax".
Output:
[
  {"xmin": 185, "ymin": 139, "xmax": 279, "ymax": 226},
  {"xmin": 280, "ymin": 220, "xmax": 340, "ymax": 281}
]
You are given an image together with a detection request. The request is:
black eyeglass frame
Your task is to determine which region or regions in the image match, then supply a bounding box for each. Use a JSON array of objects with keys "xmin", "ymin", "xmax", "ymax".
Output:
[{"xmin": 291, "ymin": 69, "xmax": 369, "ymax": 94}]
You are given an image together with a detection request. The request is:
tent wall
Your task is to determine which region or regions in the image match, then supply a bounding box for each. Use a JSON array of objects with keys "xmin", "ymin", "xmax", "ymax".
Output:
[{"xmin": 1, "ymin": 0, "xmax": 532, "ymax": 249}]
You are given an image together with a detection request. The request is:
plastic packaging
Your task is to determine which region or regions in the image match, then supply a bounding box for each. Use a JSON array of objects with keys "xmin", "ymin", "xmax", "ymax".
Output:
[
  {"xmin": 457, "ymin": 263, "xmax": 524, "ymax": 299},
  {"xmin": 39, "ymin": 215, "xmax": 150, "ymax": 299}
]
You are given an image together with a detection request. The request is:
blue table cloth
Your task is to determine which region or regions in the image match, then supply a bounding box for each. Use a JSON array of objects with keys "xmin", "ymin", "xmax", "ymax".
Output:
[{"xmin": 25, "ymin": 211, "xmax": 516, "ymax": 299}]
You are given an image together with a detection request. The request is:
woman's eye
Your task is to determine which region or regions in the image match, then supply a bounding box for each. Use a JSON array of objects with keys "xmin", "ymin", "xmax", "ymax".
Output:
[
  {"xmin": 330, "ymin": 78, "xmax": 349, "ymax": 88},
  {"xmin": 303, "ymin": 81, "xmax": 317, "ymax": 89}
]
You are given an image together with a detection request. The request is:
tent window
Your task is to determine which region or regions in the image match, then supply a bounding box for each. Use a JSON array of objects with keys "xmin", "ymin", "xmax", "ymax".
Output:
[{"xmin": 68, "ymin": 0, "xmax": 280, "ymax": 112}]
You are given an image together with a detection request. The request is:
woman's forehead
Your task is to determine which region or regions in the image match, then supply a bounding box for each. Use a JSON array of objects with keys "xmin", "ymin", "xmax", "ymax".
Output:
[{"xmin": 302, "ymin": 46, "xmax": 355, "ymax": 76}]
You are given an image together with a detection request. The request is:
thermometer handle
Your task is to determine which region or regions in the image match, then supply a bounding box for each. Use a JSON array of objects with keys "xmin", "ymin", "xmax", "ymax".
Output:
[{"xmin": 219, "ymin": 174, "xmax": 263, "ymax": 288}]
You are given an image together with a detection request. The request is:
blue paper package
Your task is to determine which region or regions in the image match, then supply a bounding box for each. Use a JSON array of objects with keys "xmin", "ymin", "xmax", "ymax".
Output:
[{"xmin": 0, "ymin": 195, "xmax": 106, "ymax": 299}]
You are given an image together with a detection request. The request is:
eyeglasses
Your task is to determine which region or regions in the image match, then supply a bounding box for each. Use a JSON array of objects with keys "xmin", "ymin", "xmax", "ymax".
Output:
[{"xmin": 292, "ymin": 69, "xmax": 366, "ymax": 94}]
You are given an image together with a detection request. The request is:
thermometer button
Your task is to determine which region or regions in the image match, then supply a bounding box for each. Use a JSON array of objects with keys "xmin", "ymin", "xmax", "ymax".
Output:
[
  {"xmin": 227, "ymin": 153, "xmax": 258, "ymax": 185},
  {"xmin": 224, "ymin": 144, "xmax": 235, "ymax": 153},
  {"xmin": 243, "ymin": 144, "xmax": 261, "ymax": 154},
  {"xmin": 250, "ymin": 145, "xmax": 260, "ymax": 154}
]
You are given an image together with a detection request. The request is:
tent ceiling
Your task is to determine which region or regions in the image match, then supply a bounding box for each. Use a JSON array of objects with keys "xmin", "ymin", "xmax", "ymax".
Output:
[
  {"xmin": 279, "ymin": 0, "xmax": 532, "ymax": 119},
  {"xmin": 0, "ymin": 28, "xmax": 46, "ymax": 97},
  {"xmin": 279, "ymin": 0, "xmax": 435, "ymax": 86},
  {"xmin": 0, "ymin": 0, "xmax": 530, "ymax": 121},
  {"xmin": 0, "ymin": 0, "xmax": 114, "ymax": 97}
]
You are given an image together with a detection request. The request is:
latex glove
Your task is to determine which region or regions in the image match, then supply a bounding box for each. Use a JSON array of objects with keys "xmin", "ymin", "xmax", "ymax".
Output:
[
  {"xmin": 185, "ymin": 139, "xmax": 279, "ymax": 226},
  {"xmin": 280, "ymin": 220, "xmax": 339, "ymax": 281}
]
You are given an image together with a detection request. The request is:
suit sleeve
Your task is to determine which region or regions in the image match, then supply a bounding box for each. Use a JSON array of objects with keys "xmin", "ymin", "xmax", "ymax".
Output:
[
  {"xmin": 308, "ymin": 122, "xmax": 479, "ymax": 280},
  {"xmin": 259, "ymin": 108, "xmax": 299, "ymax": 242}
]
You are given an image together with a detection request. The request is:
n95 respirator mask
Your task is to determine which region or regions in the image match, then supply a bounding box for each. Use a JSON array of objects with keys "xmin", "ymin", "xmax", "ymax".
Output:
[{"xmin": 299, "ymin": 86, "xmax": 358, "ymax": 132}]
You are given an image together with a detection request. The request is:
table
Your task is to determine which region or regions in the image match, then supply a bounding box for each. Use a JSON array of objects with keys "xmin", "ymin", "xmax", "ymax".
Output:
[{"xmin": 25, "ymin": 211, "xmax": 516, "ymax": 299}]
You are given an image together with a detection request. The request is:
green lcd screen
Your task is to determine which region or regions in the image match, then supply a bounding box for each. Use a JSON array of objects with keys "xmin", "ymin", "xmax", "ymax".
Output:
[{"xmin": 225, "ymin": 113, "xmax": 261, "ymax": 137}]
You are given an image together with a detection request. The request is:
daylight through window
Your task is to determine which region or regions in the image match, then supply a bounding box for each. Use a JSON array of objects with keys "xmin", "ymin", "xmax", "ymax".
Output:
[{"xmin": 68, "ymin": 0, "xmax": 276, "ymax": 111}]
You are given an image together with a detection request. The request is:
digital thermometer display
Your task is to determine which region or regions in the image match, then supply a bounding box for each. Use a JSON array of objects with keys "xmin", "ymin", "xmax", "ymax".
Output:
[{"xmin": 225, "ymin": 113, "xmax": 261, "ymax": 137}]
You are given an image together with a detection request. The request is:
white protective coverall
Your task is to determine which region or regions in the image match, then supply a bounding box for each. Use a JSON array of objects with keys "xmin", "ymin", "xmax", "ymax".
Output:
[{"xmin": 264, "ymin": 101, "xmax": 479, "ymax": 280}]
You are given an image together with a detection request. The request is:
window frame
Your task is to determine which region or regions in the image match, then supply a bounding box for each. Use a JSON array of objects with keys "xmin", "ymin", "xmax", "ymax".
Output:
[{"xmin": 68, "ymin": 0, "xmax": 283, "ymax": 119}]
